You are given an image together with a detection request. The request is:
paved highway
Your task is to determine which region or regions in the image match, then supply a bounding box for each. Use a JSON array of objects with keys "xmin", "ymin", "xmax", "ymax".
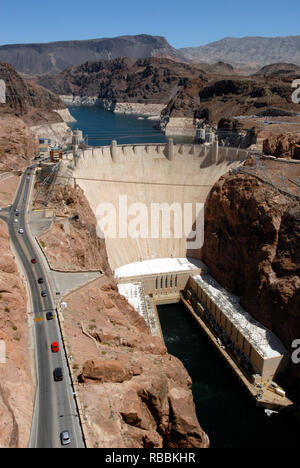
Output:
[{"xmin": 0, "ymin": 169, "xmax": 85, "ymax": 448}]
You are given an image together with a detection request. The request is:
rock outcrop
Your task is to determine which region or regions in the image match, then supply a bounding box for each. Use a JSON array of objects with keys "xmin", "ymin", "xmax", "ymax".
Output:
[
  {"xmin": 263, "ymin": 133, "xmax": 300, "ymax": 160},
  {"xmin": 64, "ymin": 276, "xmax": 209, "ymax": 448},
  {"xmin": 37, "ymin": 185, "xmax": 111, "ymax": 274},
  {"xmin": 202, "ymin": 157, "xmax": 300, "ymax": 385},
  {"xmin": 254, "ymin": 63, "xmax": 300, "ymax": 78},
  {"xmin": 0, "ymin": 116, "xmax": 38, "ymax": 171}
]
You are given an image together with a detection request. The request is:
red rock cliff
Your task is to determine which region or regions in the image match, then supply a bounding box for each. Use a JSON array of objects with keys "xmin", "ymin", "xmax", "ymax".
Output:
[{"xmin": 202, "ymin": 158, "xmax": 300, "ymax": 384}]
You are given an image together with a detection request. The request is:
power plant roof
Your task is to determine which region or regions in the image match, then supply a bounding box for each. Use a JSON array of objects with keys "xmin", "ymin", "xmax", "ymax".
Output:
[
  {"xmin": 115, "ymin": 257, "xmax": 203, "ymax": 279},
  {"xmin": 192, "ymin": 274, "xmax": 287, "ymax": 360}
]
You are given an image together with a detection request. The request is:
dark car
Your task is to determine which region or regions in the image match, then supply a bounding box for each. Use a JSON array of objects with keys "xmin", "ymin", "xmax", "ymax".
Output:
[
  {"xmin": 31, "ymin": 258, "xmax": 37, "ymax": 264},
  {"xmin": 46, "ymin": 311, "xmax": 53, "ymax": 321},
  {"xmin": 41, "ymin": 290, "xmax": 47, "ymax": 297},
  {"xmin": 38, "ymin": 277, "xmax": 44, "ymax": 284},
  {"xmin": 60, "ymin": 430, "xmax": 71, "ymax": 446},
  {"xmin": 53, "ymin": 367, "xmax": 63, "ymax": 382}
]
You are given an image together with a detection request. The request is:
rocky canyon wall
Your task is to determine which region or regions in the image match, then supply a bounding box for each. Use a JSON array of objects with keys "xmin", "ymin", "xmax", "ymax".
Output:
[{"xmin": 202, "ymin": 157, "xmax": 300, "ymax": 386}]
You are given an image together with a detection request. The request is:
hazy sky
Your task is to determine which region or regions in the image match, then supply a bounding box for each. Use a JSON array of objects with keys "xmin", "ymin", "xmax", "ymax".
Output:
[{"xmin": 1, "ymin": 0, "xmax": 299, "ymax": 47}]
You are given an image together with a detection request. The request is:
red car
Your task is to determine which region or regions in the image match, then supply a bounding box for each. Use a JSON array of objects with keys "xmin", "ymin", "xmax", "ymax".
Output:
[
  {"xmin": 31, "ymin": 258, "xmax": 37, "ymax": 264},
  {"xmin": 51, "ymin": 342, "xmax": 59, "ymax": 353}
]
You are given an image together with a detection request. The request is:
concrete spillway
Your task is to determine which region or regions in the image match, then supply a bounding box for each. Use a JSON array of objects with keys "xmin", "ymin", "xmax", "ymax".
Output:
[{"xmin": 70, "ymin": 141, "xmax": 250, "ymax": 270}]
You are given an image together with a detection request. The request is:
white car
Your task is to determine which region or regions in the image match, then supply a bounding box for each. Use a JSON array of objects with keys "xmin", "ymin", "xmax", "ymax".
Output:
[
  {"xmin": 18, "ymin": 228, "xmax": 24, "ymax": 234},
  {"xmin": 60, "ymin": 430, "xmax": 71, "ymax": 446}
]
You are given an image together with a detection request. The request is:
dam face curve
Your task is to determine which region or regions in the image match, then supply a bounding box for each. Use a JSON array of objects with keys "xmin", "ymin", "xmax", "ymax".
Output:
[{"xmin": 70, "ymin": 141, "xmax": 250, "ymax": 271}]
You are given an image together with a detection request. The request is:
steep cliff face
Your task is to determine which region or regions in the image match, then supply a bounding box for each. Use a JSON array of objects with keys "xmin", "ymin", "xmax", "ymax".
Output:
[{"xmin": 202, "ymin": 158, "xmax": 300, "ymax": 384}]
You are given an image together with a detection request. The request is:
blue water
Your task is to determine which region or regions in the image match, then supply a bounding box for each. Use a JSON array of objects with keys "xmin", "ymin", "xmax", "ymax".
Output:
[
  {"xmin": 68, "ymin": 106, "xmax": 193, "ymax": 146},
  {"xmin": 158, "ymin": 302, "xmax": 299, "ymax": 448}
]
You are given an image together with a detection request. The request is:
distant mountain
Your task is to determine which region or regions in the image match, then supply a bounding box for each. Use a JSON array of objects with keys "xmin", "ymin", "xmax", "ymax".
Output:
[
  {"xmin": 2, "ymin": 34, "xmax": 300, "ymax": 77},
  {"xmin": 0, "ymin": 35, "xmax": 188, "ymax": 75},
  {"xmin": 180, "ymin": 36, "xmax": 300, "ymax": 69}
]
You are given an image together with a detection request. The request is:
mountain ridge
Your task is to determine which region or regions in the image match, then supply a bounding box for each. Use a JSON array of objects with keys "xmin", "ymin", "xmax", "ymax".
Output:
[
  {"xmin": 0, "ymin": 35, "xmax": 187, "ymax": 75},
  {"xmin": 179, "ymin": 35, "xmax": 300, "ymax": 69},
  {"xmin": 1, "ymin": 34, "xmax": 300, "ymax": 76}
]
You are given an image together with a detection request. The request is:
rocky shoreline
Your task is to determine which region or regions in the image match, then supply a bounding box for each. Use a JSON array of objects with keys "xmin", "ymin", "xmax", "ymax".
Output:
[{"xmin": 60, "ymin": 94, "xmax": 165, "ymax": 118}]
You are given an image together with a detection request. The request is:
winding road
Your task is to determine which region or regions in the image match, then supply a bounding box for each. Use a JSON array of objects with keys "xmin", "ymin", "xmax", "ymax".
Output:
[{"xmin": 0, "ymin": 168, "xmax": 85, "ymax": 448}]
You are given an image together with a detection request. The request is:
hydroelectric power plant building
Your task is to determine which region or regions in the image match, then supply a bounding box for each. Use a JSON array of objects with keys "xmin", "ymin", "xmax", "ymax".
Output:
[
  {"xmin": 185, "ymin": 274, "xmax": 288, "ymax": 383},
  {"xmin": 115, "ymin": 258, "xmax": 288, "ymax": 385}
]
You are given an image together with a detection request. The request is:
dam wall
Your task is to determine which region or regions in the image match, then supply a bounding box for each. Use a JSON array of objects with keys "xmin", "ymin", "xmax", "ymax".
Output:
[
  {"xmin": 71, "ymin": 141, "xmax": 251, "ymax": 270},
  {"xmin": 74, "ymin": 140, "xmax": 250, "ymax": 168}
]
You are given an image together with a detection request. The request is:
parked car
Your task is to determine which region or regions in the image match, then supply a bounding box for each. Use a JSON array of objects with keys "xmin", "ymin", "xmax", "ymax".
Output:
[
  {"xmin": 18, "ymin": 228, "xmax": 24, "ymax": 234},
  {"xmin": 31, "ymin": 258, "xmax": 37, "ymax": 264},
  {"xmin": 46, "ymin": 312, "xmax": 53, "ymax": 321},
  {"xmin": 38, "ymin": 277, "xmax": 44, "ymax": 284},
  {"xmin": 60, "ymin": 430, "xmax": 71, "ymax": 446},
  {"xmin": 51, "ymin": 342, "xmax": 59, "ymax": 353},
  {"xmin": 41, "ymin": 290, "xmax": 47, "ymax": 297},
  {"xmin": 53, "ymin": 367, "xmax": 63, "ymax": 382}
]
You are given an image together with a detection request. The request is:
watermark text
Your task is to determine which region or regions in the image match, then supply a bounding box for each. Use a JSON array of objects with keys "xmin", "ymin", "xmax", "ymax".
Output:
[
  {"xmin": 291, "ymin": 339, "xmax": 300, "ymax": 364},
  {"xmin": 292, "ymin": 79, "xmax": 300, "ymax": 104},
  {"xmin": 96, "ymin": 195, "xmax": 204, "ymax": 249}
]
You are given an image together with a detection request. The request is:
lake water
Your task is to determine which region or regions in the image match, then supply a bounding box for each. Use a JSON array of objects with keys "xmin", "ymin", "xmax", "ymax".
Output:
[
  {"xmin": 158, "ymin": 302, "xmax": 299, "ymax": 448},
  {"xmin": 68, "ymin": 106, "xmax": 193, "ymax": 146}
]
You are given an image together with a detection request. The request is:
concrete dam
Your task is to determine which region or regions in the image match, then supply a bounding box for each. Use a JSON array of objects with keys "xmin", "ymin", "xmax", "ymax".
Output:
[
  {"xmin": 67, "ymin": 140, "xmax": 251, "ymax": 271},
  {"xmin": 57, "ymin": 140, "xmax": 291, "ymax": 401}
]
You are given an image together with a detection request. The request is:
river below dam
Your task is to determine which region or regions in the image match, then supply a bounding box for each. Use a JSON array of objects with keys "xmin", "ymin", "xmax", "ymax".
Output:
[
  {"xmin": 158, "ymin": 302, "xmax": 299, "ymax": 448},
  {"xmin": 68, "ymin": 106, "xmax": 193, "ymax": 146}
]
